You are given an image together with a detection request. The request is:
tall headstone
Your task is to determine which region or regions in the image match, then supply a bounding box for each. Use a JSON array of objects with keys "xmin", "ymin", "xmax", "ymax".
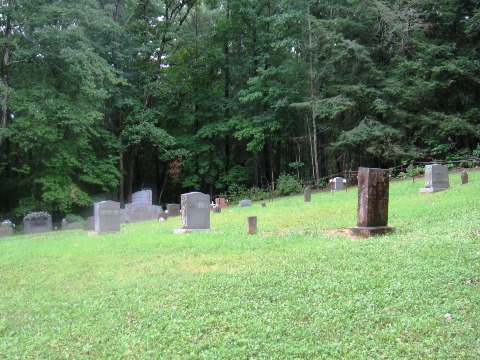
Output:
[
  {"xmin": 460, "ymin": 170, "xmax": 468, "ymax": 185},
  {"xmin": 125, "ymin": 203, "xmax": 154, "ymax": 223},
  {"xmin": 419, "ymin": 164, "xmax": 450, "ymax": 193},
  {"xmin": 329, "ymin": 177, "xmax": 346, "ymax": 191},
  {"xmin": 23, "ymin": 212, "xmax": 52, "ymax": 234},
  {"xmin": 350, "ymin": 168, "xmax": 395, "ymax": 237},
  {"xmin": 180, "ymin": 192, "xmax": 210, "ymax": 230},
  {"xmin": 304, "ymin": 187, "xmax": 311, "ymax": 202},
  {"xmin": 94, "ymin": 201, "xmax": 121, "ymax": 233},
  {"xmin": 131, "ymin": 189, "xmax": 152, "ymax": 205},
  {"xmin": 166, "ymin": 204, "xmax": 181, "ymax": 217}
]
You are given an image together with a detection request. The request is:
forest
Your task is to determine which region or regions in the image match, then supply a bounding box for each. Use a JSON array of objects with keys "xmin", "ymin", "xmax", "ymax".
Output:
[{"xmin": 1, "ymin": 0, "xmax": 479, "ymax": 219}]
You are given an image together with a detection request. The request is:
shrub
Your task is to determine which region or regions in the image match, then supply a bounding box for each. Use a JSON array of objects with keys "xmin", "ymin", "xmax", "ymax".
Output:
[
  {"xmin": 65, "ymin": 214, "xmax": 84, "ymax": 223},
  {"xmin": 276, "ymin": 173, "xmax": 302, "ymax": 196}
]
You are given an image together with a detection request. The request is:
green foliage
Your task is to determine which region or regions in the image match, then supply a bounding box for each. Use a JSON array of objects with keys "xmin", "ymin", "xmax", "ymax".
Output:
[
  {"xmin": 64, "ymin": 214, "xmax": 84, "ymax": 223},
  {"xmin": 276, "ymin": 173, "xmax": 302, "ymax": 196}
]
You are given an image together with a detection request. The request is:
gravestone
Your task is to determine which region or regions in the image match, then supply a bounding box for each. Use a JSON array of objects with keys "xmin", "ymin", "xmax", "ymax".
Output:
[
  {"xmin": 420, "ymin": 164, "xmax": 450, "ymax": 193},
  {"xmin": 0, "ymin": 220, "xmax": 14, "ymax": 237},
  {"xmin": 329, "ymin": 177, "xmax": 346, "ymax": 191},
  {"xmin": 261, "ymin": 202, "xmax": 266, "ymax": 207},
  {"xmin": 215, "ymin": 197, "xmax": 227, "ymax": 209},
  {"xmin": 460, "ymin": 170, "xmax": 468, "ymax": 185},
  {"xmin": 23, "ymin": 212, "xmax": 52, "ymax": 234},
  {"xmin": 213, "ymin": 205, "xmax": 221, "ymax": 213},
  {"xmin": 61, "ymin": 219, "xmax": 68, "ymax": 230},
  {"xmin": 180, "ymin": 192, "xmax": 210, "ymax": 230},
  {"xmin": 125, "ymin": 203, "xmax": 154, "ymax": 223},
  {"xmin": 304, "ymin": 187, "xmax": 311, "ymax": 202},
  {"xmin": 349, "ymin": 168, "xmax": 395, "ymax": 237},
  {"xmin": 94, "ymin": 201, "xmax": 121, "ymax": 233},
  {"xmin": 238, "ymin": 199, "xmax": 252, "ymax": 207},
  {"xmin": 131, "ymin": 189, "xmax": 152, "ymax": 205},
  {"xmin": 166, "ymin": 204, "xmax": 181, "ymax": 217}
]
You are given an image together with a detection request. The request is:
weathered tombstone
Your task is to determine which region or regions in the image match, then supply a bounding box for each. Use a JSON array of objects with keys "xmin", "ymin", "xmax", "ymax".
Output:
[
  {"xmin": 61, "ymin": 219, "xmax": 68, "ymax": 230},
  {"xmin": 349, "ymin": 168, "xmax": 395, "ymax": 237},
  {"xmin": 238, "ymin": 199, "xmax": 252, "ymax": 207},
  {"xmin": 23, "ymin": 212, "xmax": 52, "ymax": 234},
  {"xmin": 304, "ymin": 187, "xmax": 311, "ymax": 202},
  {"xmin": 247, "ymin": 216, "xmax": 257, "ymax": 234},
  {"xmin": 213, "ymin": 205, "xmax": 221, "ymax": 213},
  {"xmin": 0, "ymin": 220, "xmax": 14, "ymax": 237},
  {"xmin": 131, "ymin": 189, "xmax": 152, "ymax": 205},
  {"xmin": 180, "ymin": 192, "xmax": 210, "ymax": 230},
  {"xmin": 460, "ymin": 169, "xmax": 468, "ymax": 185},
  {"xmin": 125, "ymin": 203, "xmax": 154, "ymax": 223},
  {"xmin": 419, "ymin": 164, "xmax": 450, "ymax": 193},
  {"xmin": 166, "ymin": 204, "xmax": 181, "ymax": 217},
  {"xmin": 329, "ymin": 177, "xmax": 347, "ymax": 192},
  {"xmin": 215, "ymin": 197, "xmax": 228, "ymax": 209},
  {"xmin": 94, "ymin": 201, "xmax": 121, "ymax": 233},
  {"xmin": 261, "ymin": 202, "xmax": 266, "ymax": 207}
]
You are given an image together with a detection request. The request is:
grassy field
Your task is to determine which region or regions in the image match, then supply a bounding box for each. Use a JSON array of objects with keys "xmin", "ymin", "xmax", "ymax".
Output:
[{"xmin": 1, "ymin": 171, "xmax": 480, "ymax": 359}]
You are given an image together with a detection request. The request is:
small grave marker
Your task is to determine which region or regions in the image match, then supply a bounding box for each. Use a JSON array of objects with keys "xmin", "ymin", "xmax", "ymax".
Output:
[
  {"xmin": 329, "ymin": 177, "xmax": 346, "ymax": 192},
  {"xmin": 304, "ymin": 187, "xmax": 311, "ymax": 202},
  {"xmin": 460, "ymin": 170, "xmax": 468, "ymax": 185},
  {"xmin": 215, "ymin": 197, "xmax": 227, "ymax": 209},
  {"xmin": 247, "ymin": 216, "xmax": 257, "ymax": 234},
  {"xmin": 238, "ymin": 199, "xmax": 252, "ymax": 207},
  {"xmin": 166, "ymin": 204, "xmax": 181, "ymax": 217},
  {"xmin": 0, "ymin": 220, "xmax": 14, "ymax": 237}
]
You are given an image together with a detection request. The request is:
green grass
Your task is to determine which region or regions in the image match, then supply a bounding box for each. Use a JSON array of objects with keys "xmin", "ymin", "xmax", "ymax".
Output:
[{"xmin": 1, "ymin": 171, "xmax": 480, "ymax": 359}]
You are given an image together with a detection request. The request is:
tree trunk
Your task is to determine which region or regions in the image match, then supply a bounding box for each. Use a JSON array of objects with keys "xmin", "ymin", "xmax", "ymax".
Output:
[
  {"xmin": 306, "ymin": 1, "xmax": 320, "ymax": 183},
  {"xmin": 126, "ymin": 145, "xmax": 138, "ymax": 203},
  {"xmin": 1, "ymin": 5, "xmax": 12, "ymax": 146}
]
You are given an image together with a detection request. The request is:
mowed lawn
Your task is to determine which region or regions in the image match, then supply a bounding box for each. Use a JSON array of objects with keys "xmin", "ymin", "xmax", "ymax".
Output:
[{"xmin": 1, "ymin": 171, "xmax": 479, "ymax": 359}]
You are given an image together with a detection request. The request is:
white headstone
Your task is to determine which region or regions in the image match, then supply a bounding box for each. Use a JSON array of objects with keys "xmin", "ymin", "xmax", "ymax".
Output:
[
  {"xmin": 181, "ymin": 192, "xmax": 210, "ymax": 230},
  {"xmin": 94, "ymin": 201, "xmax": 121, "ymax": 233}
]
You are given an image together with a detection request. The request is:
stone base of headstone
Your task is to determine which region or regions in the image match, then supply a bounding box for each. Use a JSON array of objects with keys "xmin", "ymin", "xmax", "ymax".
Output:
[
  {"xmin": 173, "ymin": 228, "xmax": 218, "ymax": 234},
  {"xmin": 419, "ymin": 187, "xmax": 448, "ymax": 194},
  {"xmin": 349, "ymin": 226, "xmax": 395, "ymax": 238}
]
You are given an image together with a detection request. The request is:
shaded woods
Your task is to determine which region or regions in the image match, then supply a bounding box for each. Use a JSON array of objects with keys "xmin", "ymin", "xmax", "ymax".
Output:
[{"xmin": 1, "ymin": 0, "xmax": 479, "ymax": 218}]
